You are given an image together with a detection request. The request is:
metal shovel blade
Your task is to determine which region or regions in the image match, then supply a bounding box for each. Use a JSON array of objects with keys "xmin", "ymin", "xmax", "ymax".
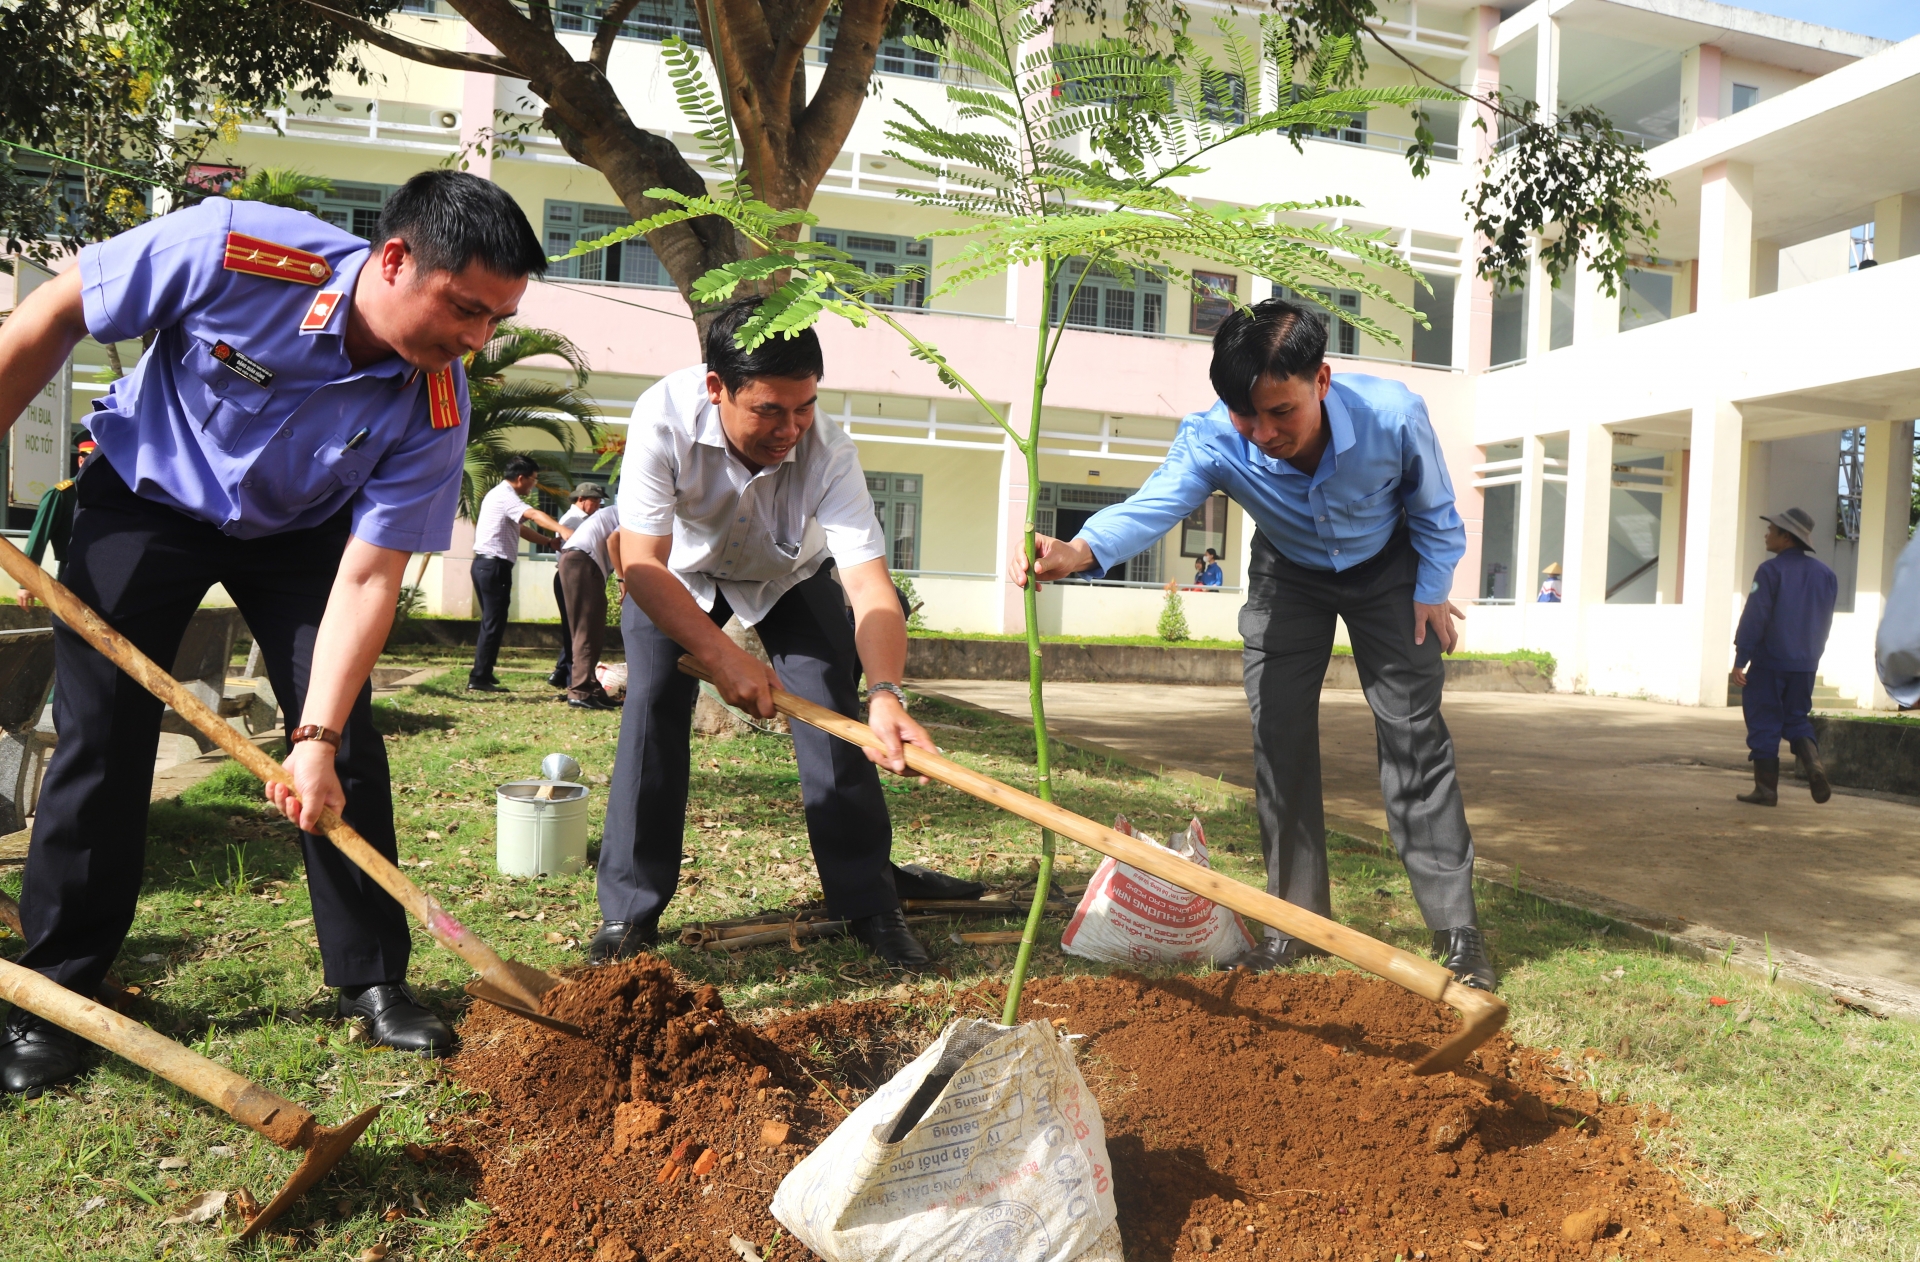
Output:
[
  {"xmin": 237, "ymin": 1105, "xmax": 383, "ymax": 1242},
  {"xmin": 464, "ymin": 960, "xmax": 586, "ymax": 1038},
  {"xmin": 1410, "ymin": 981, "xmax": 1508, "ymax": 1077}
]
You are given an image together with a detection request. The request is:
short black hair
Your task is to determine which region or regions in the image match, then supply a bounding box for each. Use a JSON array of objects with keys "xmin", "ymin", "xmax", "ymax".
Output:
[
  {"xmin": 1209, "ymin": 296, "xmax": 1328, "ymax": 415},
  {"xmin": 503, "ymin": 454, "xmax": 540, "ymax": 479},
  {"xmin": 705, "ymin": 296, "xmax": 824, "ymax": 394},
  {"xmin": 375, "ymin": 170, "xmax": 547, "ymax": 278},
  {"xmin": 1204, "ymin": 548, "xmax": 1218, "ymax": 559}
]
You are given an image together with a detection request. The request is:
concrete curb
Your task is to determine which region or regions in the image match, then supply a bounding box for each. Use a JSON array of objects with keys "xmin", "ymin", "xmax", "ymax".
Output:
[
  {"xmin": 913, "ymin": 686, "xmax": 1920, "ymax": 1023},
  {"xmin": 905, "ymin": 638, "xmax": 1552, "ymax": 691}
]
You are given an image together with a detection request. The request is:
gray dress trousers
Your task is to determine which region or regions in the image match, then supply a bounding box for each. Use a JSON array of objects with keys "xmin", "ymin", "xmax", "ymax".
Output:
[{"xmin": 1238, "ymin": 526, "xmax": 1477, "ymax": 935}]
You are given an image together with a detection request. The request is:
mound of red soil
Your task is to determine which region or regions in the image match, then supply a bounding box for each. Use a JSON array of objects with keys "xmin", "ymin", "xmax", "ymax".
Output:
[
  {"xmin": 444, "ymin": 958, "xmax": 846, "ymax": 1261},
  {"xmin": 439, "ymin": 962, "xmax": 1766, "ymax": 1262},
  {"xmin": 1022, "ymin": 971, "xmax": 1768, "ymax": 1262}
]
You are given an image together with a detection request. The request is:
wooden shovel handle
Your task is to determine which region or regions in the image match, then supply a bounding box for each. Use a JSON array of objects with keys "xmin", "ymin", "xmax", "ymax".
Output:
[
  {"xmin": 679, "ymin": 656, "xmax": 1507, "ymax": 1072},
  {"xmin": 0, "ymin": 957, "xmax": 316, "ymax": 1147},
  {"xmin": 0, "ymin": 536, "xmax": 543, "ymax": 1014}
]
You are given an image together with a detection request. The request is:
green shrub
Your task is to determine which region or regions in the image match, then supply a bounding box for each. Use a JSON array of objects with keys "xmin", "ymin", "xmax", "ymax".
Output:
[
  {"xmin": 893, "ymin": 572, "xmax": 929, "ymax": 633},
  {"xmin": 1156, "ymin": 583, "xmax": 1190, "ymax": 642}
]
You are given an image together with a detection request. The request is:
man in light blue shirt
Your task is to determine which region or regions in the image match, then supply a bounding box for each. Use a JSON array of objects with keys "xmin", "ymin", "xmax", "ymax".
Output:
[
  {"xmin": 0, "ymin": 171, "xmax": 546, "ymax": 1091},
  {"xmin": 1014, "ymin": 297, "xmax": 1492, "ymax": 990}
]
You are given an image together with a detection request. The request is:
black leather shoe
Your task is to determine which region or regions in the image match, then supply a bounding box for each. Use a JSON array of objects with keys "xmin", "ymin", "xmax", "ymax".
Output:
[
  {"xmin": 1216, "ymin": 935, "xmax": 1327, "ymax": 973},
  {"xmin": 568, "ymin": 693, "xmax": 621, "ymax": 711},
  {"xmin": 0, "ymin": 1009, "xmax": 87, "ymax": 1096},
  {"xmin": 586, "ymin": 918, "xmax": 659, "ymax": 965},
  {"xmin": 892, "ymin": 863, "xmax": 985, "ymax": 901},
  {"xmin": 849, "ymin": 908, "xmax": 932, "ymax": 970},
  {"xmin": 465, "ymin": 680, "xmax": 508, "ymax": 693},
  {"xmin": 338, "ymin": 985, "xmax": 456, "ymax": 1057},
  {"xmin": 546, "ymin": 669, "xmax": 569, "ymax": 688},
  {"xmin": 1432, "ymin": 927, "xmax": 1498, "ymax": 992},
  {"xmin": 1791, "ymin": 738, "xmax": 1832, "ymax": 803}
]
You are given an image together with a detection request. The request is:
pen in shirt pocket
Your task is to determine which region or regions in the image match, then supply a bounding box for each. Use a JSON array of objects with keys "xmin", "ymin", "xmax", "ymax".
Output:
[{"xmin": 343, "ymin": 427, "xmax": 371, "ymax": 451}]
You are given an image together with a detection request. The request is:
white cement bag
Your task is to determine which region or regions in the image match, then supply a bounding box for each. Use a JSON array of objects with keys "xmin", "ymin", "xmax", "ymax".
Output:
[
  {"xmin": 594, "ymin": 661, "xmax": 627, "ymax": 700},
  {"xmin": 770, "ymin": 1018, "xmax": 1123, "ymax": 1262},
  {"xmin": 1059, "ymin": 816, "xmax": 1253, "ymax": 967}
]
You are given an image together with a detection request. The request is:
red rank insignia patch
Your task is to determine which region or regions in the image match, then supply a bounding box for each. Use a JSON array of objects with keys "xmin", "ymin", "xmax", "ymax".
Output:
[
  {"xmin": 426, "ymin": 366, "xmax": 461, "ymax": 430},
  {"xmin": 300, "ymin": 291, "xmax": 344, "ymax": 332},
  {"xmin": 223, "ymin": 232, "xmax": 332, "ymax": 285}
]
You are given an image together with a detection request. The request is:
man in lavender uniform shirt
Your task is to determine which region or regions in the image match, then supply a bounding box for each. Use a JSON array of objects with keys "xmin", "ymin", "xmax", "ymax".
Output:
[
  {"xmin": 1013, "ymin": 298, "xmax": 1495, "ymax": 991},
  {"xmin": 0, "ymin": 171, "xmax": 546, "ymax": 1093}
]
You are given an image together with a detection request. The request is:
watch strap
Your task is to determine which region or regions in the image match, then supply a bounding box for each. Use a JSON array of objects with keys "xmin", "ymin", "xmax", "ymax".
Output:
[
  {"xmin": 866, "ymin": 681, "xmax": 908, "ymax": 708},
  {"xmin": 289, "ymin": 724, "xmax": 342, "ymax": 747}
]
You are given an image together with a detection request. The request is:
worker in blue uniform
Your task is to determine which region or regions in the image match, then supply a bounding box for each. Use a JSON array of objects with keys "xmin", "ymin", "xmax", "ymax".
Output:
[
  {"xmin": 0, "ymin": 171, "xmax": 547, "ymax": 1094},
  {"xmin": 1731, "ymin": 506, "xmax": 1838, "ymax": 807}
]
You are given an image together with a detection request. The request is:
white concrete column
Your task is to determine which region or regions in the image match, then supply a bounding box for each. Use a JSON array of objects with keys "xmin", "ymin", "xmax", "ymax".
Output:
[
  {"xmin": 1515, "ymin": 435, "xmax": 1547, "ymax": 607},
  {"xmin": 1680, "ymin": 44, "xmax": 1722, "ymax": 134},
  {"xmin": 1571, "ymin": 256, "xmax": 1619, "ymax": 343},
  {"xmin": 1525, "ymin": 246, "xmax": 1554, "ymax": 362},
  {"xmin": 1463, "ymin": 6, "xmax": 1502, "ymax": 375},
  {"xmin": 1682, "ymin": 398, "xmax": 1745, "ymax": 706},
  {"xmin": 1697, "ymin": 161, "xmax": 1755, "ymax": 310},
  {"xmin": 1856, "ymin": 420, "xmax": 1917, "ymax": 706},
  {"xmin": 995, "ymin": 431, "xmax": 1029, "ymax": 636},
  {"xmin": 461, "ymin": 26, "xmax": 498, "ymax": 179},
  {"xmin": 1560, "ymin": 422, "xmax": 1612, "ymax": 688},
  {"xmin": 1656, "ymin": 450, "xmax": 1683, "ymax": 603},
  {"xmin": 1735, "ymin": 436, "xmax": 1771, "ymax": 597},
  {"xmin": 1534, "ymin": 13, "xmax": 1559, "ymax": 119},
  {"xmin": 1873, "ymin": 193, "xmax": 1920, "ymax": 263},
  {"xmin": 1751, "ymin": 238, "xmax": 1780, "ymax": 296}
]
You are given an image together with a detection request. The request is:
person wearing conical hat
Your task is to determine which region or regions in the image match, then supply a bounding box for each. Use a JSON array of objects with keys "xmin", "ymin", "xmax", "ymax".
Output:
[
  {"xmin": 1732, "ymin": 507, "xmax": 1838, "ymax": 807},
  {"xmin": 1536, "ymin": 561, "xmax": 1562, "ymax": 603}
]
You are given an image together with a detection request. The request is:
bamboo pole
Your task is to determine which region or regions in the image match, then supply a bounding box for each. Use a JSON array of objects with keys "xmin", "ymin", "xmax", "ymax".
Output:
[
  {"xmin": 0, "ymin": 536, "xmax": 580, "ymax": 1039},
  {"xmin": 0, "ymin": 958, "xmax": 379, "ymax": 1241},
  {"xmin": 678, "ymin": 656, "xmax": 1507, "ymax": 1074}
]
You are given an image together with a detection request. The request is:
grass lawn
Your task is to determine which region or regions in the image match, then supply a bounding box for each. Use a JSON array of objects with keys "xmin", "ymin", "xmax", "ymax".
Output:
[{"xmin": 1, "ymin": 645, "xmax": 1913, "ymax": 1259}]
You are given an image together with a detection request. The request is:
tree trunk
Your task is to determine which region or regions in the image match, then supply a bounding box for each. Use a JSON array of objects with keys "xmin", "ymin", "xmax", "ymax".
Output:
[{"xmin": 391, "ymin": 0, "xmax": 901, "ymax": 340}]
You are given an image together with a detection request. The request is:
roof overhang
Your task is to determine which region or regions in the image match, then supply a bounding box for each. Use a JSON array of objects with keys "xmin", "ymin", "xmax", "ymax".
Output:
[
  {"xmin": 1493, "ymin": 0, "xmax": 1886, "ymax": 74},
  {"xmin": 1642, "ymin": 37, "xmax": 1920, "ymax": 257}
]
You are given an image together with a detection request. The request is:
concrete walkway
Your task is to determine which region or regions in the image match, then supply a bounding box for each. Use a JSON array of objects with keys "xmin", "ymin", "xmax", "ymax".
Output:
[{"xmin": 919, "ymin": 680, "xmax": 1920, "ymax": 1003}]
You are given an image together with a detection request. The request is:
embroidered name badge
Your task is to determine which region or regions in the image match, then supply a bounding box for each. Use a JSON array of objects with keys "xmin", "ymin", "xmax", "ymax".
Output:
[
  {"xmin": 425, "ymin": 366, "xmax": 461, "ymax": 430},
  {"xmin": 211, "ymin": 341, "xmax": 274, "ymax": 388},
  {"xmin": 300, "ymin": 291, "xmax": 345, "ymax": 333},
  {"xmin": 222, "ymin": 232, "xmax": 331, "ymax": 285}
]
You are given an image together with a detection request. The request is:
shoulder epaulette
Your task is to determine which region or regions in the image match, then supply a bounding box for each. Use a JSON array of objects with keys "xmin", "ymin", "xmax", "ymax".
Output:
[
  {"xmin": 426, "ymin": 366, "xmax": 462, "ymax": 430},
  {"xmin": 223, "ymin": 232, "xmax": 332, "ymax": 285}
]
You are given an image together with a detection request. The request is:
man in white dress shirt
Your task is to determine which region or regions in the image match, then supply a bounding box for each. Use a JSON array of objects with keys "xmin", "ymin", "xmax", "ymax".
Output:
[
  {"xmin": 467, "ymin": 454, "xmax": 568, "ymax": 692},
  {"xmin": 594, "ymin": 298, "xmax": 947, "ymax": 969}
]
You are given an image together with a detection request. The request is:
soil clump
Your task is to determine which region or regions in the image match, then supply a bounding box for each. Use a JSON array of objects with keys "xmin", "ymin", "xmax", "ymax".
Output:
[
  {"xmin": 437, "ymin": 961, "xmax": 1766, "ymax": 1262},
  {"xmin": 441, "ymin": 958, "xmax": 905, "ymax": 1262}
]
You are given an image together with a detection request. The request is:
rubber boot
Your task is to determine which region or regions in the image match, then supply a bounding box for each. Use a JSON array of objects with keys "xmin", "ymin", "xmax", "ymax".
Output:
[
  {"xmin": 1737, "ymin": 758, "xmax": 1779, "ymax": 806},
  {"xmin": 1791, "ymin": 738, "xmax": 1832, "ymax": 804}
]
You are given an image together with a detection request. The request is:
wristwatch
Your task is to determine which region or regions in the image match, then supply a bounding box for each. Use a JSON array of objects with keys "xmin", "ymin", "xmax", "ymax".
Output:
[
  {"xmin": 866, "ymin": 681, "xmax": 908, "ymax": 708},
  {"xmin": 289, "ymin": 724, "xmax": 342, "ymax": 747}
]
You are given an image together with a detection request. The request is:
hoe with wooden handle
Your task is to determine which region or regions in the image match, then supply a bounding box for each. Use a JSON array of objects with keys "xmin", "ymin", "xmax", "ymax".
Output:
[
  {"xmin": 0, "ymin": 537, "xmax": 581, "ymax": 1039},
  {"xmin": 680, "ymin": 657, "xmax": 1507, "ymax": 1075},
  {"xmin": 0, "ymin": 956, "xmax": 378, "ymax": 1241}
]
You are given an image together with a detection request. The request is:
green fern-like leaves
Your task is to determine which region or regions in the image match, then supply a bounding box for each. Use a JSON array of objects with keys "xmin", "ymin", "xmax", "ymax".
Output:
[{"xmin": 662, "ymin": 37, "xmax": 746, "ymax": 198}]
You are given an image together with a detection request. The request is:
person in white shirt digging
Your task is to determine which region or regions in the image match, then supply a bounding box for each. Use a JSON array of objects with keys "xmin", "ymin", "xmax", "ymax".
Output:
[{"xmin": 593, "ymin": 297, "xmax": 976, "ymax": 970}]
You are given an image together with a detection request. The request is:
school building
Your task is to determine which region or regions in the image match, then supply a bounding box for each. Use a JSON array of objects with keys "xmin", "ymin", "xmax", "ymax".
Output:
[{"xmin": 6, "ymin": 0, "xmax": 1914, "ymax": 707}]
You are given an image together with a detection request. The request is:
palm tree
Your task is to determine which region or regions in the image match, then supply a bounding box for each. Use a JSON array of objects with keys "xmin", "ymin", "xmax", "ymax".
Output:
[
  {"xmin": 461, "ymin": 325, "xmax": 604, "ymax": 520},
  {"xmin": 225, "ymin": 168, "xmax": 334, "ymax": 213}
]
